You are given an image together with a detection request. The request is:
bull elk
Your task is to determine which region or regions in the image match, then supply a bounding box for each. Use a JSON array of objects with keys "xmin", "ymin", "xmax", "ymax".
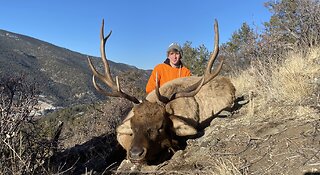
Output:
[{"xmin": 88, "ymin": 19, "xmax": 236, "ymax": 164}]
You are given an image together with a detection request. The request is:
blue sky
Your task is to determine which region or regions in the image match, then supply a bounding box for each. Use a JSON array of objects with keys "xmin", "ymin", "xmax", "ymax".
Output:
[{"xmin": 0, "ymin": 0, "xmax": 271, "ymax": 70}]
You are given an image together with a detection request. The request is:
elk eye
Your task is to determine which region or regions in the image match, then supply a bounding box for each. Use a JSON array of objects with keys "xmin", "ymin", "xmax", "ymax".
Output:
[
  {"xmin": 158, "ymin": 128, "xmax": 164, "ymax": 133},
  {"xmin": 158, "ymin": 124, "xmax": 164, "ymax": 133}
]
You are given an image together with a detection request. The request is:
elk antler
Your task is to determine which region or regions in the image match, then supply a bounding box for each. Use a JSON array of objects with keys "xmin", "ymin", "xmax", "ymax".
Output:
[
  {"xmin": 203, "ymin": 19, "xmax": 223, "ymax": 84},
  {"xmin": 155, "ymin": 19, "xmax": 223, "ymax": 103},
  {"xmin": 88, "ymin": 19, "xmax": 140, "ymax": 104}
]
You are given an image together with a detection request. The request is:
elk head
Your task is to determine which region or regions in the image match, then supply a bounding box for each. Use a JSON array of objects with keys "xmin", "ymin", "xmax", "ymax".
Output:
[{"xmin": 88, "ymin": 19, "xmax": 223, "ymax": 164}]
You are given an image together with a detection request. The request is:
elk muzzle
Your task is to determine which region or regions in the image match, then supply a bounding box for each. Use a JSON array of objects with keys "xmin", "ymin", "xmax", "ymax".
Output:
[{"xmin": 128, "ymin": 146, "xmax": 147, "ymax": 163}]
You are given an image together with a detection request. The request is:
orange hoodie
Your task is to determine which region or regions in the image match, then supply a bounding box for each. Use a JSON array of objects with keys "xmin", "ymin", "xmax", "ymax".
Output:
[{"xmin": 146, "ymin": 61, "xmax": 191, "ymax": 94}]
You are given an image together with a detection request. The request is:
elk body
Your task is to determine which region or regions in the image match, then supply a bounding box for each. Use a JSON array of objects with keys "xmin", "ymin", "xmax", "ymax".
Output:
[{"xmin": 88, "ymin": 19, "xmax": 236, "ymax": 164}]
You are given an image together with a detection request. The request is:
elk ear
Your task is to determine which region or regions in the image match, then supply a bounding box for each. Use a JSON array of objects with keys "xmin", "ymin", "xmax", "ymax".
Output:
[
  {"xmin": 116, "ymin": 119, "xmax": 133, "ymax": 135},
  {"xmin": 169, "ymin": 115, "xmax": 197, "ymax": 136}
]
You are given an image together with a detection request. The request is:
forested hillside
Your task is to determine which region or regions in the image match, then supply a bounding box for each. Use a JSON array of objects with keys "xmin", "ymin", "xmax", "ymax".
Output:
[
  {"xmin": 0, "ymin": 0, "xmax": 319, "ymax": 174},
  {"xmin": 0, "ymin": 29, "xmax": 149, "ymax": 108}
]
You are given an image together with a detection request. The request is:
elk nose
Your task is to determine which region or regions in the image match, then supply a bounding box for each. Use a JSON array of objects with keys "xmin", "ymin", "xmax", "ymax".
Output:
[{"xmin": 129, "ymin": 146, "xmax": 146, "ymax": 160}]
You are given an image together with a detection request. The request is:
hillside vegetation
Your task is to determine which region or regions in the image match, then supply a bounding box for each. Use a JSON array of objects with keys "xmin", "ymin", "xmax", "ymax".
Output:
[
  {"xmin": 1, "ymin": 0, "xmax": 320, "ymax": 174},
  {"xmin": 0, "ymin": 29, "xmax": 149, "ymax": 108},
  {"xmin": 233, "ymin": 47, "xmax": 319, "ymax": 122},
  {"xmin": 116, "ymin": 46, "xmax": 319, "ymax": 175}
]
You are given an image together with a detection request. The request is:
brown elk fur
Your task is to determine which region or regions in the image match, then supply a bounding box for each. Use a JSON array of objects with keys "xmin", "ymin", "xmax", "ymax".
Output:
[
  {"xmin": 88, "ymin": 19, "xmax": 236, "ymax": 164},
  {"xmin": 116, "ymin": 75, "xmax": 235, "ymax": 163}
]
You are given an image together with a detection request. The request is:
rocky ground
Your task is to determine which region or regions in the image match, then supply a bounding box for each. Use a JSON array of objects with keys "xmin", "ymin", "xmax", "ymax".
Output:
[{"xmin": 115, "ymin": 103, "xmax": 320, "ymax": 175}]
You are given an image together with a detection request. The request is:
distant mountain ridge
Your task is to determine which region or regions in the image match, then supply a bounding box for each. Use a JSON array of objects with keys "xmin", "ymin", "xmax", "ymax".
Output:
[{"xmin": 0, "ymin": 29, "xmax": 150, "ymax": 108}]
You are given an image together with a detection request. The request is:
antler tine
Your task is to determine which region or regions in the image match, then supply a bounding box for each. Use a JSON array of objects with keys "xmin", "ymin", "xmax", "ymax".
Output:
[
  {"xmin": 155, "ymin": 72, "xmax": 170, "ymax": 104},
  {"xmin": 204, "ymin": 19, "xmax": 223, "ymax": 84},
  {"xmin": 171, "ymin": 77, "xmax": 204, "ymax": 100},
  {"xmin": 88, "ymin": 19, "xmax": 140, "ymax": 104},
  {"xmin": 91, "ymin": 76, "xmax": 118, "ymax": 97},
  {"xmin": 168, "ymin": 19, "xmax": 223, "ymax": 101},
  {"xmin": 206, "ymin": 19, "xmax": 219, "ymax": 75},
  {"xmin": 88, "ymin": 56, "xmax": 112, "ymax": 87},
  {"xmin": 100, "ymin": 19, "xmax": 113, "ymax": 85}
]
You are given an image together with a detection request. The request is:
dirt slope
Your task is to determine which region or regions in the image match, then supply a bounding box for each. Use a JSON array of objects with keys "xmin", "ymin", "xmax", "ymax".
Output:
[{"xmin": 116, "ymin": 104, "xmax": 319, "ymax": 174}]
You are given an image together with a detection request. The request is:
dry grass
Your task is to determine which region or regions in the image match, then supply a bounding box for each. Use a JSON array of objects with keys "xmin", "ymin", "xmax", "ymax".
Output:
[
  {"xmin": 212, "ymin": 158, "xmax": 246, "ymax": 175},
  {"xmin": 271, "ymin": 49, "xmax": 319, "ymax": 104},
  {"xmin": 231, "ymin": 47, "xmax": 320, "ymax": 122},
  {"xmin": 207, "ymin": 49, "xmax": 320, "ymax": 174}
]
